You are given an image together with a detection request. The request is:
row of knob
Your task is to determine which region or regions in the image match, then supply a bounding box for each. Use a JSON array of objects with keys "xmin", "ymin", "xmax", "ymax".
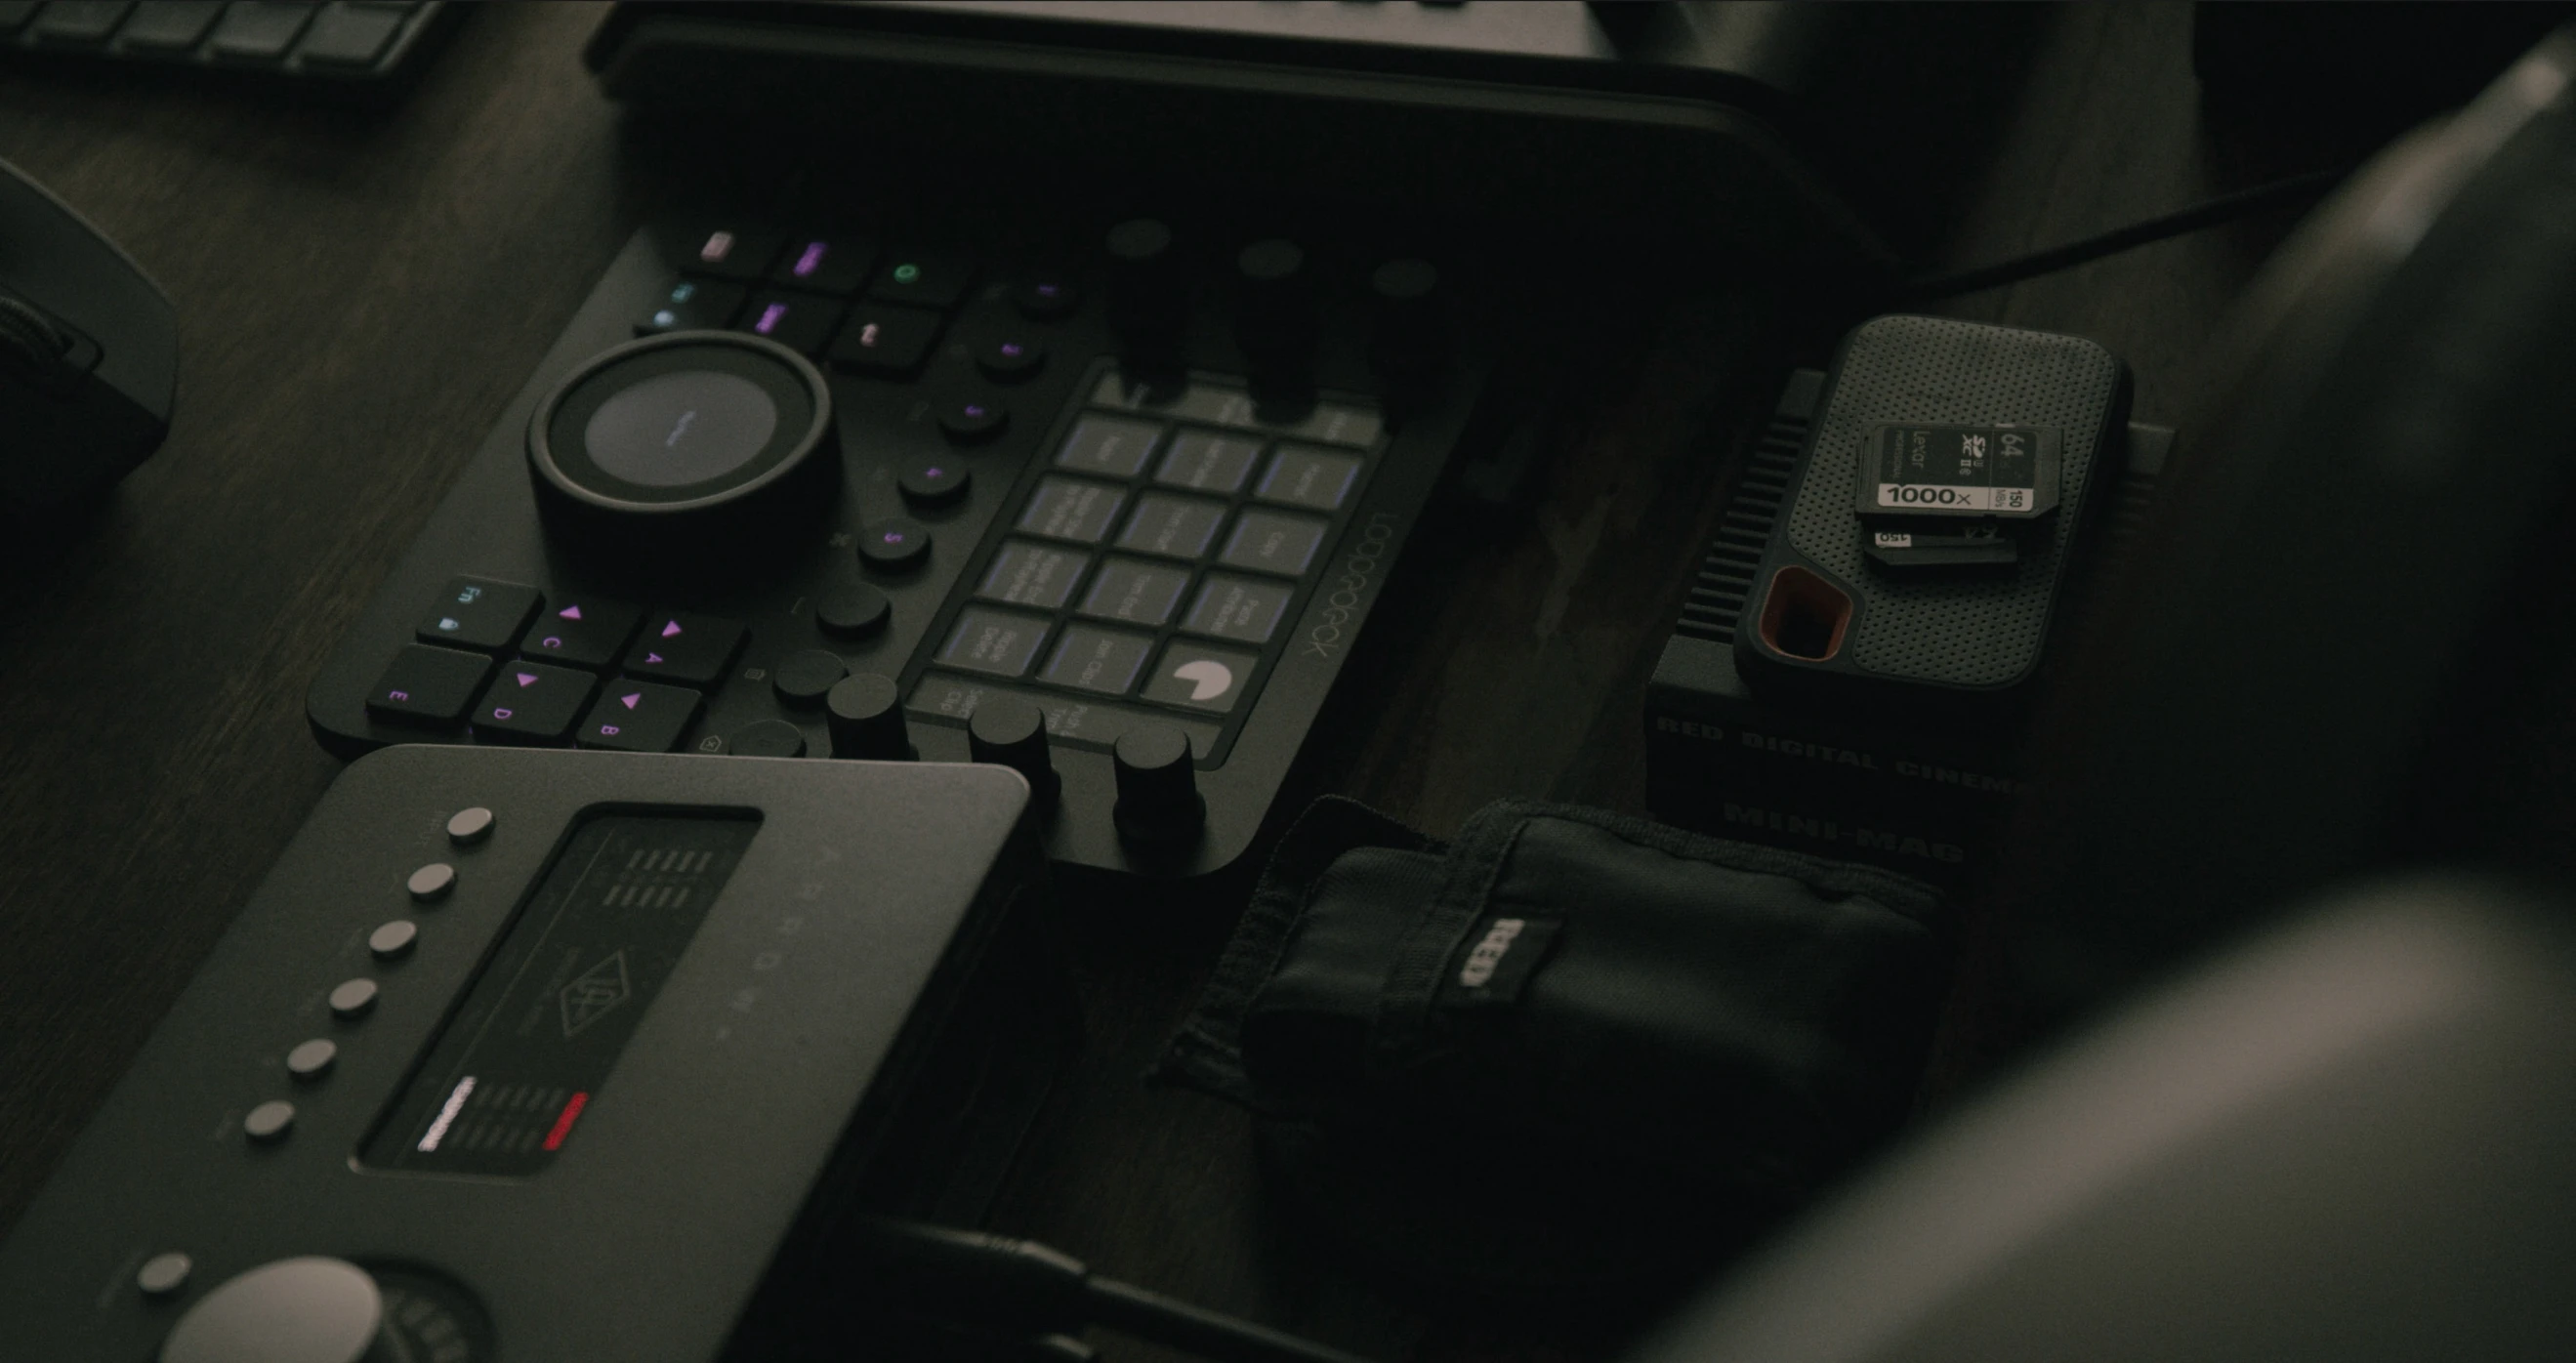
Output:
[
  {"xmin": 1103, "ymin": 217, "xmax": 1442, "ymax": 410},
  {"xmin": 823, "ymin": 674, "xmax": 1205, "ymax": 849}
]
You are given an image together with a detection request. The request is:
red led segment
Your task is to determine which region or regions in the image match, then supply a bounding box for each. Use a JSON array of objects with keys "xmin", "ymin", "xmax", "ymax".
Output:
[{"xmin": 542, "ymin": 1091, "xmax": 591, "ymax": 1151}]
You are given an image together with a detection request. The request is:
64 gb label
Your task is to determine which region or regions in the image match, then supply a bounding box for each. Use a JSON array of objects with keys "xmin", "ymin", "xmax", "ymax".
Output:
[{"xmin": 1857, "ymin": 423, "xmax": 2060, "ymax": 520}]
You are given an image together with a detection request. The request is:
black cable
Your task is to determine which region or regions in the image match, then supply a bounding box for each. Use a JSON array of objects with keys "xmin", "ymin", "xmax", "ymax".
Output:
[
  {"xmin": 1900, "ymin": 168, "xmax": 2348, "ymax": 302},
  {"xmin": 852, "ymin": 1218, "xmax": 1382, "ymax": 1363}
]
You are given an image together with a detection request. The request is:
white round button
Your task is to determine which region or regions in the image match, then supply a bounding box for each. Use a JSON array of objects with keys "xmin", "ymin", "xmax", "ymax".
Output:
[
  {"xmin": 160, "ymin": 1257, "xmax": 384, "ymax": 1363},
  {"xmin": 445, "ymin": 806, "xmax": 495, "ymax": 846},
  {"xmin": 285, "ymin": 1039, "xmax": 337, "ymax": 1081},
  {"xmin": 137, "ymin": 1252, "xmax": 192, "ymax": 1297},
  {"xmin": 367, "ymin": 920, "xmax": 418, "ymax": 960},
  {"xmin": 326, "ymin": 978, "xmax": 378, "ymax": 1019},
  {"xmin": 243, "ymin": 1100, "xmax": 296, "ymax": 1142},
  {"xmin": 406, "ymin": 863, "xmax": 455, "ymax": 902}
]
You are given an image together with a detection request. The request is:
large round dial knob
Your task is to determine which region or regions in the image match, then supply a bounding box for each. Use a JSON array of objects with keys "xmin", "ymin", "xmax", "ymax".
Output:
[
  {"xmin": 1113, "ymin": 724, "xmax": 1205, "ymax": 848},
  {"xmin": 526, "ymin": 332, "xmax": 839, "ymax": 586},
  {"xmin": 161, "ymin": 1257, "xmax": 387, "ymax": 1363}
]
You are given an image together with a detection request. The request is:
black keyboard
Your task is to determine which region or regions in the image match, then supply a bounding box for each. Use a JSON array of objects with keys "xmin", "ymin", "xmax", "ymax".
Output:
[
  {"xmin": 0, "ymin": 1, "xmax": 457, "ymax": 85},
  {"xmin": 306, "ymin": 195, "xmax": 1493, "ymax": 884}
]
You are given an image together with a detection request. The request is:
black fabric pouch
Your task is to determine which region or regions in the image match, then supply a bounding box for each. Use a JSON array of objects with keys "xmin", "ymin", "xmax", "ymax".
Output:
[{"xmin": 1160, "ymin": 797, "xmax": 1950, "ymax": 1296}]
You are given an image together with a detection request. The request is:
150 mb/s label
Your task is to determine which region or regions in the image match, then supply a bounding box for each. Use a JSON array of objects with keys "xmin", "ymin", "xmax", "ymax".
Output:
[{"xmin": 1857, "ymin": 423, "xmax": 2059, "ymax": 518}]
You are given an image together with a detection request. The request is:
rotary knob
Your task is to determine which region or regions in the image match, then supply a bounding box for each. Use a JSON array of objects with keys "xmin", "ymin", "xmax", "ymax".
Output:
[
  {"xmin": 160, "ymin": 1258, "xmax": 391, "ymax": 1363},
  {"xmin": 1234, "ymin": 238, "xmax": 1317, "ymax": 414},
  {"xmin": 1112, "ymin": 724, "xmax": 1205, "ymax": 848},
  {"xmin": 967, "ymin": 696, "xmax": 1059, "ymax": 814},
  {"xmin": 525, "ymin": 332, "xmax": 840, "ymax": 587},
  {"xmin": 826, "ymin": 673, "xmax": 913, "ymax": 760},
  {"xmin": 1105, "ymin": 218, "xmax": 1186, "ymax": 387}
]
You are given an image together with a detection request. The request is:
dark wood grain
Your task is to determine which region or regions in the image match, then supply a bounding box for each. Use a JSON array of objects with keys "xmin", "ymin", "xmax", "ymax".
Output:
[{"xmin": 0, "ymin": 4, "xmax": 2280, "ymax": 1360}]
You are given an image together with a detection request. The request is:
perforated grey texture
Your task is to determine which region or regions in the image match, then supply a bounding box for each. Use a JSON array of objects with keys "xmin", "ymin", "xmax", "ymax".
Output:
[{"xmin": 1791, "ymin": 316, "xmax": 2121, "ymax": 685}]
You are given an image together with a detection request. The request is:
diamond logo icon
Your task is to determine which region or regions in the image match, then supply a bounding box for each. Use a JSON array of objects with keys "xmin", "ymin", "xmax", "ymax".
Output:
[
  {"xmin": 560, "ymin": 604, "xmax": 583, "ymax": 620},
  {"xmin": 661, "ymin": 620, "xmax": 684, "ymax": 639},
  {"xmin": 620, "ymin": 692, "xmax": 642, "ymax": 710},
  {"xmin": 559, "ymin": 951, "xmax": 632, "ymax": 1038},
  {"xmin": 516, "ymin": 672, "xmax": 539, "ymax": 687}
]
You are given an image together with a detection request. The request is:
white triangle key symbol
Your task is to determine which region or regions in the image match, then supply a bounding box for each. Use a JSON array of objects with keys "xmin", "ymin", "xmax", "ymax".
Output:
[
  {"xmin": 620, "ymin": 693, "xmax": 642, "ymax": 710},
  {"xmin": 645, "ymin": 652, "xmax": 664, "ymax": 665},
  {"xmin": 516, "ymin": 673, "xmax": 539, "ymax": 687},
  {"xmin": 660, "ymin": 620, "xmax": 683, "ymax": 639},
  {"xmin": 560, "ymin": 604, "xmax": 583, "ymax": 620}
]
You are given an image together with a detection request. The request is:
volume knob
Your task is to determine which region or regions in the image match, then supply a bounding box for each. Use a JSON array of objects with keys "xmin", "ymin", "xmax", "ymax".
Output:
[
  {"xmin": 1112, "ymin": 724, "xmax": 1205, "ymax": 848},
  {"xmin": 968, "ymin": 696, "xmax": 1060, "ymax": 814}
]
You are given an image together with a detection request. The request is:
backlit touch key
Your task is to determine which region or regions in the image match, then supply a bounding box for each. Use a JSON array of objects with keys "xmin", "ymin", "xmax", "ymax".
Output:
[
  {"xmin": 575, "ymin": 681, "xmax": 704, "ymax": 753},
  {"xmin": 622, "ymin": 612, "xmax": 747, "ymax": 688},
  {"xmin": 472, "ymin": 662, "xmax": 598, "ymax": 745},
  {"xmin": 416, "ymin": 576, "xmax": 541, "ymax": 652},
  {"xmin": 519, "ymin": 598, "xmax": 644, "ymax": 671},
  {"xmin": 366, "ymin": 645, "xmax": 494, "ymax": 728}
]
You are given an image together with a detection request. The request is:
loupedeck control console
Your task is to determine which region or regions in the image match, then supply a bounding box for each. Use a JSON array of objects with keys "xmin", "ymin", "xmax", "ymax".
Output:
[
  {"xmin": 0, "ymin": 745, "xmax": 1051, "ymax": 1363},
  {"xmin": 307, "ymin": 199, "xmax": 1491, "ymax": 882}
]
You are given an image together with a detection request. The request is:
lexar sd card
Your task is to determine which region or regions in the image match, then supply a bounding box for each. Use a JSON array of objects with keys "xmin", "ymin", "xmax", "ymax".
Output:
[{"xmin": 1856, "ymin": 423, "xmax": 2063, "ymax": 567}]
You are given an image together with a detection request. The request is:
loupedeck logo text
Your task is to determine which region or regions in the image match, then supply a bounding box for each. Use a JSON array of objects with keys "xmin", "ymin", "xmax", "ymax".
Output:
[{"xmin": 1302, "ymin": 512, "xmax": 1398, "ymax": 658}]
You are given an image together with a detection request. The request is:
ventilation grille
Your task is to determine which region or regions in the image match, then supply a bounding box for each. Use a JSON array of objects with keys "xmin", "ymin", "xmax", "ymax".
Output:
[{"xmin": 1675, "ymin": 405, "xmax": 1807, "ymax": 643}]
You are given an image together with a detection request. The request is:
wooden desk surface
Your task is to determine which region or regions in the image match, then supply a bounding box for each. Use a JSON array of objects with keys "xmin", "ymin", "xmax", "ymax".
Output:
[{"xmin": 0, "ymin": 4, "xmax": 2300, "ymax": 1359}]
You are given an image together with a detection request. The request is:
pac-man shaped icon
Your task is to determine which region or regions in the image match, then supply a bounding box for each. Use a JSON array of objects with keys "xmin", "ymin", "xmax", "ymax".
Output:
[{"xmin": 1172, "ymin": 659, "xmax": 1233, "ymax": 701}]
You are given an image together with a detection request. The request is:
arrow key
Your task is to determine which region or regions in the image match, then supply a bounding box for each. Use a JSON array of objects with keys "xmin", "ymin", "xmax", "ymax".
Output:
[
  {"xmin": 622, "ymin": 611, "xmax": 748, "ymax": 687},
  {"xmin": 575, "ymin": 681, "xmax": 706, "ymax": 753},
  {"xmin": 519, "ymin": 598, "xmax": 644, "ymax": 670},
  {"xmin": 472, "ymin": 662, "xmax": 598, "ymax": 745}
]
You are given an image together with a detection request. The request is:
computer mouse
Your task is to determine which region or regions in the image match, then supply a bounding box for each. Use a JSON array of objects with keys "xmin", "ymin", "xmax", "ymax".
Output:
[{"xmin": 0, "ymin": 155, "xmax": 176, "ymax": 516}]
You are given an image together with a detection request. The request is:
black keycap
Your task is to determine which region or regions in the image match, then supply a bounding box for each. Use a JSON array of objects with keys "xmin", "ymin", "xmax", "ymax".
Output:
[
  {"xmin": 770, "ymin": 648, "xmax": 848, "ymax": 706},
  {"xmin": 667, "ymin": 218, "xmax": 784, "ymax": 282},
  {"xmin": 296, "ymin": 0, "xmax": 402, "ymax": 65},
  {"xmin": 1079, "ymin": 558, "xmax": 1190, "ymax": 627},
  {"xmin": 770, "ymin": 229, "xmax": 877, "ymax": 295},
  {"xmin": 517, "ymin": 597, "xmax": 642, "ymax": 671},
  {"xmin": 857, "ymin": 516, "xmax": 932, "ymax": 572},
  {"xmin": 897, "ymin": 455, "xmax": 971, "ymax": 507},
  {"xmin": 814, "ymin": 578, "xmax": 891, "ymax": 639},
  {"xmin": 120, "ymin": 0, "xmax": 225, "ymax": 51},
  {"xmin": 208, "ymin": 1, "xmax": 318, "ymax": 61},
  {"xmin": 828, "ymin": 305, "xmax": 943, "ymax": 376},
  {"xmin": 32, "ymin": 0, "xmax": 132, "ymax": 43},
  {"xmin": 1184, "ymin": 573, "xmax": 1294, "ymax": 644},
  {"xmin": 366, "ymin": 645, "xmax": 494, "ymax": 728},
  {"xmin": 1057, "ymin": 414, "xmax": 1162, "ymax": 477},
  {"xmin": 1142, "ymin": 640, "xmax": 1262, "ymax": 714},
  {"xmin": 937, "ymin": 395, "xmax": 1007, "ymax": 444},
  {"xmin": 416, "ymin": 576, "xmax": 541, "ymax": 652},
  {"xmin": 729, "ymin": 719, "xmax": 810, "ymax": 759},
  {"xmin": 1014, "ymin": 277, "xmax": 1079, "ymax": 321},
  {"xmin": 472, "ymin": 662, "xmax": 598, "ymax": 745},
  {"xmin": 868, "ymin": 250, "xmax": 975, "ymax": 309},
  {"xmin": 623, "ymin": 611, "xmax": 747, "ymax": 687},
  {"xmin": 976, "ymin": 335, "xmax": 1046, "ymax": 382},
  {"xmin": 634, "ymin": 275, "xmax": 745, "ymax": 338},
  {"xmin": 977, "ymin": 541, "xmax": 1089, "ymax": 609},
  {"xmin": 736, "ymin": 290, "xmax": 846, "ymax": 356},
  {"xmin": 575, "ymin": 681, "xmax": 703, "ymax": 753}
]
